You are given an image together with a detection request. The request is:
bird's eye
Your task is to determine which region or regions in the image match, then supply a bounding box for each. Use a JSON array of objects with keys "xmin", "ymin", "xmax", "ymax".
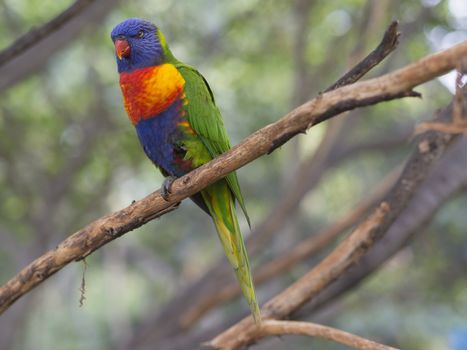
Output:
[{"xmin": 137, "ymin": 30, "xmax": 144, "ymax": 38}]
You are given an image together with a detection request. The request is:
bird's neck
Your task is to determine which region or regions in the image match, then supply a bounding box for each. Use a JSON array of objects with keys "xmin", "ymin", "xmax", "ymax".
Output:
[
  {"xmin": 119, "ymin": 64, "xmax": 185, "ymax": 125},
  {"xmin": 157, "ymin": 28, "xmax": 178, "ymax": 64}
]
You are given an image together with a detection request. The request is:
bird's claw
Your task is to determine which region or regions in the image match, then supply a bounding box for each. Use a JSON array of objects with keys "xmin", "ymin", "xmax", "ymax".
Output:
[{"xmin": 161, "ymin": 176, "xmax": 177, "ymax": 201}]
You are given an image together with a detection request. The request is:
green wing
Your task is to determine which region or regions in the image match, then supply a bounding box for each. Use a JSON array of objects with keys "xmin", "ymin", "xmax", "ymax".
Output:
[{"xmin": 176, "ymin": 63, "xmax": 251, "ymax": 226}]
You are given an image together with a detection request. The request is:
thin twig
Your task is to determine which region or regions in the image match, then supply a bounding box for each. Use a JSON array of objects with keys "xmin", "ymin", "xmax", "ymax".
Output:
[
  {"xmin": 255, "ymin": 320, "xmax": 399, "ymax": 350},
  {"xmin": 79, "ymin": 258, "xmax": 87, "ymax": 307},
  {"xmin": 324, "ymin": 20, "xmax": 400, "ymax": 92}
]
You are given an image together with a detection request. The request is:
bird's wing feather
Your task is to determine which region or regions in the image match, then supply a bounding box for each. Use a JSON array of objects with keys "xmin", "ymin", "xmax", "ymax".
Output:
[{"xmin": 176, "ymin": 63, "xmax": 250, "ymax": 226}]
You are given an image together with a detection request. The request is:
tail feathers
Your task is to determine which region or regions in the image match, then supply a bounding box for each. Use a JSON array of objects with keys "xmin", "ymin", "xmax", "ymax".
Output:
[
  {"xmin": 202, "ymin": 182, "xmax": 261, "ymax": 324},
  {"xmin": 236, "ymin": 240, "xmax": 261, "ymax": 324},
  {"xmin": 214, "ymin": 214, "xmax": 261, "ymax": 324}
]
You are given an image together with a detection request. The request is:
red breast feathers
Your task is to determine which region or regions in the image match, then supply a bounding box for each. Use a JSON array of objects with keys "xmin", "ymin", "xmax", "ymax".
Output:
[{"xmin": 119, "ymin": 64, "xmax": 185, "ymax": 125}]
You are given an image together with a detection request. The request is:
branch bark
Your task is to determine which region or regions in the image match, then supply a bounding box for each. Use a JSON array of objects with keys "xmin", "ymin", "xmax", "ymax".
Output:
[
  {"xmin": 0, "ymin": 38, "xmax": 466, "ymax": 317},
  {"xmin": 324, "ymin": 20, "xmax": 399, "ymax": 92},
  {"xmin": 255, "ymin": 320, "xmax": 398, "ymax": 350}
]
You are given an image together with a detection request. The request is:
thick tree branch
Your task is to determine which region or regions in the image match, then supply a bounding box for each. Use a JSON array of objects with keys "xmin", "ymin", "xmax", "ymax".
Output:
[
  {"xmin": 0, "ymin": 39, "xmax": 466, "ymax": 316},
  {"xmin": 254, "ymin": 320, "xmax": 398, "ymax": 350}
]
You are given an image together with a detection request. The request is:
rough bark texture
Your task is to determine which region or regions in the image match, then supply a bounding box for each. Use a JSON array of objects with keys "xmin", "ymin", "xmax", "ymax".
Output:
[{"xmin": 255, "ymin": 320, "xmax": 399, "ymax": 350}]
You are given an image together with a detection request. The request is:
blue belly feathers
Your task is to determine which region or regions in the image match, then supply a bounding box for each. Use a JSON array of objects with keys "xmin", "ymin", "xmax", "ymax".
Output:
[{"xmin": 135, "ymin": 99, "xmax": 185, "ymax": 177}]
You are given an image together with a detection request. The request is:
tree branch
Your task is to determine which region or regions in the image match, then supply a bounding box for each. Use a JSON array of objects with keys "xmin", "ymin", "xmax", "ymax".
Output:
[
  {"xmin": 253, "ymin": 320, "xmax": 398, "ymax": 350},
  {"xmin": 0, "ymin": 0, "xmax": 116, "ymax": 92},
  {"xmin": 299, "ymin": 135, "xmax": 467, "ymax": 319},
  {"xmin": 0, "ymin": 38, "xmax": 466, "ymax": 316},
  {"xmin": 0, "ymin": 0, "xmax": 96, "ymax": 67}
]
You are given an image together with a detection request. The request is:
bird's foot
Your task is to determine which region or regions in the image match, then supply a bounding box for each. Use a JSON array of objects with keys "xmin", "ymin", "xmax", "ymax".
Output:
[{"xmin": 161, "ymin": 176, "xmax": 177, "ymax": 201}]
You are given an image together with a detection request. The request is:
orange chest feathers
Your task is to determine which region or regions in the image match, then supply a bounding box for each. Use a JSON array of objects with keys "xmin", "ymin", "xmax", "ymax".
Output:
[{"xmin": 119, "ymin": 64, "xmax": 186, "ymax": 125}]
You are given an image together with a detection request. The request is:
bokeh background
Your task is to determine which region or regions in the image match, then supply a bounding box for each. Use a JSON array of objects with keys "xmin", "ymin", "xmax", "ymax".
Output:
[{"xmin": 0, "ymin": 0, "xmax": 466, "ymax": 349}]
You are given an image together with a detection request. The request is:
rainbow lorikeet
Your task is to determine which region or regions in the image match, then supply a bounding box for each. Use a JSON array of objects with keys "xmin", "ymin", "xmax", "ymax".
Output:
[{"xmin": 111, "ymin": 18, "xmax": 260, "ymax": 324}]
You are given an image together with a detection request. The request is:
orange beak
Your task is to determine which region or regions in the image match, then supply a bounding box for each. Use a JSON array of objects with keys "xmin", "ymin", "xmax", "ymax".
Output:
[{"xmin": 115, "ymin": 38, "xmax": 130, "ymax": 60}]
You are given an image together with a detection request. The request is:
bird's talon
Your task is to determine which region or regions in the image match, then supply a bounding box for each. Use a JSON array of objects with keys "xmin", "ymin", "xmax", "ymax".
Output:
[{"xmin": 162, "ymin": 176, "xmax": 177, "ymax": 201}]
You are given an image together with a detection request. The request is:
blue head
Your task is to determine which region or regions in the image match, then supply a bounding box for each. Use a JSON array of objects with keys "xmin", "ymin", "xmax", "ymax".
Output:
[{"xmin": 111, "ymin": 18, "xmax": 164, "ymax": 73}]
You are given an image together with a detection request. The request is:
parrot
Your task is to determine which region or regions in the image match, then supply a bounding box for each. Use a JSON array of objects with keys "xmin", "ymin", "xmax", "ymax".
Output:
[{"xmin": 111, "ymin": 18, "xmax": 261, "ymax": 324}]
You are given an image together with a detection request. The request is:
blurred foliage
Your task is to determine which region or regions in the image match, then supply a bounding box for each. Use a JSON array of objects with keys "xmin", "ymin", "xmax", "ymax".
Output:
[{"xmin": 0, "ymin": 0, "xmax": 466, "ymax": 349}]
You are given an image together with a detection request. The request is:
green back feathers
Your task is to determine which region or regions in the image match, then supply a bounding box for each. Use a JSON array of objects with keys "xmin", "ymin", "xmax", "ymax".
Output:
[
  {"xmin": 157, "ymin": 27, "xmax": 250, "ymax": 225},
  {"xmin": 177, "ymin": 64, "xmax": 251, "ymax": 226}
]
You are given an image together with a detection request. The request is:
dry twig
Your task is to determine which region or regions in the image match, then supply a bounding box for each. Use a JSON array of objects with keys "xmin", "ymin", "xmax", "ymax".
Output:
[
  {"xmin": 78, "ymin": 259, "xmax": 87, "ymax": 307},
  {"xmin": 324, "ymin": 21, "xmax": 400, "ymax": 92},
  {"xmin": 254, "ymin": 320, "xmax": 399, "ymax": 350}
]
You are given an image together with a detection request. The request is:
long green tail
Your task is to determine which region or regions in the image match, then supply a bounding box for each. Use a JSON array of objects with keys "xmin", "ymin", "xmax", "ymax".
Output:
[{"xmin": 201, "ymin": 180, "xmax": 261, "ymax": 324}]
